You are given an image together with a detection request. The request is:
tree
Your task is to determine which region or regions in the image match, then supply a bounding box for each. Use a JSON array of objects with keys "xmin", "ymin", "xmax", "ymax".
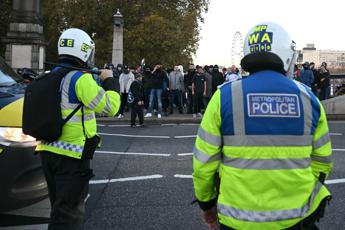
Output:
[
  {"xmin": 0, "ymin": 0, "xmax": 13, "ymax": 57},
  {"xmin": 7, "ymin": 0, "xmax": 209, "ymax": 69}
]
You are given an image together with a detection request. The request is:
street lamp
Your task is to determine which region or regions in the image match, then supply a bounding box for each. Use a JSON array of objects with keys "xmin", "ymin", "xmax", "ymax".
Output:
[{"xmin": 113, "ymin": 9, "xmax": 123, "ymax": 28}]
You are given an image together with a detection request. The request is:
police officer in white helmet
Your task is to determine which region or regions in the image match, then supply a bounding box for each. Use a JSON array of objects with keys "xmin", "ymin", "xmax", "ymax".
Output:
[
  {"xmin": 37, "ymin": 28, "xmax": 121, "ymax": 229},
  {"xmin": 193, "ymin": 22, "xmax": 332, "ymax": 230}
]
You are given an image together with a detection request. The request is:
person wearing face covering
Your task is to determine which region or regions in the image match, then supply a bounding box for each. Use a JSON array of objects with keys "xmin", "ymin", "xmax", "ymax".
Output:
[{"xmin": 118, "ymin": 65, "xmax": 135, "ymax": 118}]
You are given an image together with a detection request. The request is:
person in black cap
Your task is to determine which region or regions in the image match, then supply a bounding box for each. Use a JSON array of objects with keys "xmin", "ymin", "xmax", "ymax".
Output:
[{"xmin": 128, "ymin": 73, "xmax": 145, "ymax": 127}]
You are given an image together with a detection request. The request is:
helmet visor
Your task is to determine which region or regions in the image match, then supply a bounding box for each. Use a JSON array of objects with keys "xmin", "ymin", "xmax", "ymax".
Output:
[{"xmin": 87, "ymin": 47, "xmax": 95, "ymax": 67}]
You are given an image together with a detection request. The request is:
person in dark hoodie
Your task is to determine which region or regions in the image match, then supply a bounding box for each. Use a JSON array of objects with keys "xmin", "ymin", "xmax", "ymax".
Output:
[
  {"xmin": 318, "ymin": 62, "xmax": 331, "ymax": 100},
  {"xmin": 145, "ymin": 63, "xmax": 166, "ymax": 118},
  {"xmin": 128, "ymin": 73, "xmax": 145, "ymax": 127},
  {"xmin": 211, "ymin": 64, "xmax": 225, "ymax": 94},
  {"xmin": 142, "ymin": 66, "xmax": 153, "ymax": 110},
  {"xmin": 185, "ymin": 64, "xmax": 196, "ymax": 114}
]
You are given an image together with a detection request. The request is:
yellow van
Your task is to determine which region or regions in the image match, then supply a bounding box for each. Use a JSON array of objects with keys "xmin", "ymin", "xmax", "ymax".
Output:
[{"xmin": 0, "ymin": 57, "xmax": 47, "ymax": 212}]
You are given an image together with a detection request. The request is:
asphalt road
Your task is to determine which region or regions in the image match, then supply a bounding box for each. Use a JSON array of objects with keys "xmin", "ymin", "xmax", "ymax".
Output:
[{"xmin": 1, "ymin": 121, "xmax": 345, "ymax": 230}]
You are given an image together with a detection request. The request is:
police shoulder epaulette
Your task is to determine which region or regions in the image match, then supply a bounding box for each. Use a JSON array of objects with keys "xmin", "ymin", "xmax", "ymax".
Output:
[
  {"xmin": 293, "ymin": 79, "xmax": 311, "ymax": 91},
  {"xmin": 218, "ymin": 80, "xmax": 234, "ymax": 89}
]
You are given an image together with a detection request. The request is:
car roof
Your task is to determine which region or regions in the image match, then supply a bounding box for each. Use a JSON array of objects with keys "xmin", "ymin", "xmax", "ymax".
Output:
[{"xmin": 0, "ymin": 56, "xmax": 23, "ymax": 82}]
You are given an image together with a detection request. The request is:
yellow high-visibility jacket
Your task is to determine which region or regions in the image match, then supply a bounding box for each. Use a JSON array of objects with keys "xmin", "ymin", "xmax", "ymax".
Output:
[
  {"xmin": 36, "ymin": 70, "xmax": 120, "ymax": 159},
  {"xmin": 193, "ymin": 70, "xmax": 332, "ymax": 229}
]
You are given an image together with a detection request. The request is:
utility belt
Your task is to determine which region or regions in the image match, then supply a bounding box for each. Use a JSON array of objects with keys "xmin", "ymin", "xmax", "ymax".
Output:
[
  {"xmin": 82, "ymin": 135, "xmax": 100, "ymax": 160},
  {"xmin": 80, "ymin": 106, "xmax": 101, "ymax": 160}
]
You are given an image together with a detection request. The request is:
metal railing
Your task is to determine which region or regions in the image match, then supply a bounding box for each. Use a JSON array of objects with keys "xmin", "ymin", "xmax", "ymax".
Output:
[{"xmin": 330, "ymin": 74, "xmax": 345, "ymax": 97}]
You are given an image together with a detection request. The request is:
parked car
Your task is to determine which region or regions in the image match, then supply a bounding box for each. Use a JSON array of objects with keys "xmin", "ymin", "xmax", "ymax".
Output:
[{"xmin": 0, "ymin": 56, "xmax": 47, "ymax": 212}]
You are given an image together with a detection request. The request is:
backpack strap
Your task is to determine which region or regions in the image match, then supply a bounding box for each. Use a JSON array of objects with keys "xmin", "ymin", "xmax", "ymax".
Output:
[
  {"xmin": 63, "ymin": 103, "xmax": 83, "ymax": 124},
  {"xmin": 58, "ymin": 67, "xmax": 84, "ymax": 126}
]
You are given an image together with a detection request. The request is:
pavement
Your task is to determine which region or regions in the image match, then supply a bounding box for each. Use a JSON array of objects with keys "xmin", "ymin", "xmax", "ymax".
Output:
[{"xmin": 97, "ymin": 110, "xmax": 202, "ymax": 125}]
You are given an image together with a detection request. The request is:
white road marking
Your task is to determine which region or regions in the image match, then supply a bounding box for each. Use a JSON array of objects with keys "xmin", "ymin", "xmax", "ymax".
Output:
[
  {"xmin": 333, "ymin": 149, "xmax": 345, "ymax": 152},
  {"xmin": 174, "ymin": 135, "xmax": 197, "ymax": 138},
  {"xmin": 96, "ymin": 150, "xmax": 171, "ymax": 157},
  {"xmin": 174, "ymin": 174, "xmax": 193, "ymax": 178},
  {"xmin": 325, "ymin": 178, "xmax": 345, "ymax": 185},
  {"xmin": 180, "ymin": 123, "xmax": 199, "ymax": 126},
  {"xmin": 161, "ymin": 124, "xmax": 177, "ymax": 126},
  {"xmin": 98, "ymin": 132, "xmax": 170, "ymax": 138},
  {"xmin": 1, "ymin": 224, "xmax": 48, "ymax": 230},
  {"xmin": 330, "ymin": 133, "xmax": 343, "ymax": 136},
  {"xmin": 89, "ymin": 174, "xmax": 164, "ymax": 184},
  {"xmin": 108, "ymin": 124, "xmax": 131, "ymax": 127},
  {"xmin": 97, "ymin": 124, "xmax": 106, "ymax": 127},
  {"xmin": 177, "ymin": 153, "xmax": 194, "ymax": 156}
]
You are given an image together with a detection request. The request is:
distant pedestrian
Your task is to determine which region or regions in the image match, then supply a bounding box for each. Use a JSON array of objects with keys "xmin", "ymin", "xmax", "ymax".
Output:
[
  {"xmin": 318, "ymin": 63, "xmax": 331, "ymax": 100},
  {"xmin": 300, "ymin": 62, "xmax": 314, "ymax": 87},
  {"xmin": 211, "ymin": 65, "xmax": 224, "ymax": 94},
  {"xmin": 185, "ymin": 64, "xmax": 196, "ymax": 114},
  {"xmin": 145, "ymin": 63, "xmax": 166, "ymax": 118},
  {"xmin": 142, "ymin": 67, "xmax": 153, "ymax": 110},
  {"xmin": 192, "ymin": 66, "xmax": 206, "ymax": 117},
  {"xmin": 203, "ymin": 65, "xmax": 213, "ymax": 110},
  {"xmin": 118, "ymin": 65, "xmax": 135, "ymax": 118},
  {"xmin": 128, "ymin": 73, "xmax": 144, "ymax": 127},
  {"xmin": 310, "ymin": 62, "xmax": 320, "ymax": 96},
  {"xmin": 225, "ymin": 65, "xmax": 242, "ymax": 82},
  {"xmin": 168, "ymin": 66, "xmax": 184, "ymax": 114}
]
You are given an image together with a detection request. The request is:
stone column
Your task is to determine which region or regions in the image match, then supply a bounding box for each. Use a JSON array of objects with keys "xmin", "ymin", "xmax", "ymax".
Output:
[
  {"xmin": 3, "ymin": 0, "xmax": 46, "ymax": 73},
  {"xmin": 111, "ymin": 9, "xmax": 124, "ymax": 65}
]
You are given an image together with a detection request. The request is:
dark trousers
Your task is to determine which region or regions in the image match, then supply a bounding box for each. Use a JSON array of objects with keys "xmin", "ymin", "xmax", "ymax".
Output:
[
  {"xmin": 144, "ymin": 89, "xmax": 151, "ymax": 109},
  {"xmin": 193, "ymin": 93, "xmax": 204, "ymax": 114},
  {"xmin": 40, "ymin": 151, "xmax": 92, "ymax": 230},
  {"xmin": 319, "ymin": 86, "xmax": 330, "ymax": 101},
  {"xmin": 119, "ymin": 92, "xmax": 128, "ymax": 115},
  {"xmin": 169, "ymin": 90, "xmax": 183, "ymax": 113},
  {"xmin": 187, "ymin": 87, "xmax": 193, "ymax": 114},
  {"xmin": 131, "ymin": 103, "xmax": 144, "ymax": 125}
]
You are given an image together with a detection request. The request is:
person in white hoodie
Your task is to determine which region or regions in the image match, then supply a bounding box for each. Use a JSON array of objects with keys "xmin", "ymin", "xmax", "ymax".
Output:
[{"xmin": 118, "ymin": 65, "xmax": 134, "ymax": 118}]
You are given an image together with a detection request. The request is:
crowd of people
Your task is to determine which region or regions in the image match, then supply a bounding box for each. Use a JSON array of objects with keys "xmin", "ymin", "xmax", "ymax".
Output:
[
  {"xmin": 102, "ymin": 63, "xmax": 242, "ymax": 126},
  {"xmin": 293, "ymin": 61, "xmax": 331, "ymax": 100}
]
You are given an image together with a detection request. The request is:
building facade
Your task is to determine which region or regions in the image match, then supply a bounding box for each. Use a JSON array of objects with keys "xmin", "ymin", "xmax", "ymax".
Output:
[{"xmin": 298, "ymin": 44, "xmax": 345, "ymax": 68}]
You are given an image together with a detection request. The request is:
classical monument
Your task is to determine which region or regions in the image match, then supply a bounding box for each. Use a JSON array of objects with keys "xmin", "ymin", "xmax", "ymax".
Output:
[
  {"xmin": 112, "ymin": 9, "xmax": 124, "ymax": 66},
  {"xmin": 3, "ymin": 0, "xmax": 46, "ymax": 73}
]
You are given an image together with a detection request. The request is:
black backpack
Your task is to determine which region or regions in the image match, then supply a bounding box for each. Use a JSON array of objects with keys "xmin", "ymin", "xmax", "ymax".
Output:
[{"xmin": 23, "ymin": 68, "xmax": 82, "ymax": 142}]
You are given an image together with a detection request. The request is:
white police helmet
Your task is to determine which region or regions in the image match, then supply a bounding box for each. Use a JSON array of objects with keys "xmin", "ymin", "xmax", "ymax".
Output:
[
  {"xmin": 58, "ymin": 28, "xmax": 95, "ymax": 66},
  {"xmin": 241, "ymin": 22, "xmax": 296, "ymax": 75}
]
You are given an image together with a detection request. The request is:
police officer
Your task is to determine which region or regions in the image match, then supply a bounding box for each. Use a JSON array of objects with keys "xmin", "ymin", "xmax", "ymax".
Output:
[
  {"xmin": 36, "ymin": 28, "xmax": 120, "ymax": 229},
  {"xmin": 193, "ymin": 22, "xmax": 333, "ymax": 230}
]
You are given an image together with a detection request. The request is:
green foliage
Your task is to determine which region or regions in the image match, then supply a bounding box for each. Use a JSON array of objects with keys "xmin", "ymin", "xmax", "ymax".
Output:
[
  {"xmin": 2, "ymin": 0, "xmax": 209, "ymax": 68},
  {"xmin": 0, "ymin": 0, "xmax": 12, "ymax": 56}
]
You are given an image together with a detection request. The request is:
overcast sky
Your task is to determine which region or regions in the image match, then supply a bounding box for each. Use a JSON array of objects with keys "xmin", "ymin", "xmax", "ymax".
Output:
[{"xmin": 194, "ymin": 0, "xmax": 345, "ymax": 67}]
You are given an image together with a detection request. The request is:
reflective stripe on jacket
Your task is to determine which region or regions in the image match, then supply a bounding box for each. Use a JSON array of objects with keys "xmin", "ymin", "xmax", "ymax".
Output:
[
  {"xmin": 193, "ymin": 70, "xmax": 332, "ymax": 229},
  {"xmin": 36, "ymin": 70, "xmax": 120, "ymax": 159}
]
